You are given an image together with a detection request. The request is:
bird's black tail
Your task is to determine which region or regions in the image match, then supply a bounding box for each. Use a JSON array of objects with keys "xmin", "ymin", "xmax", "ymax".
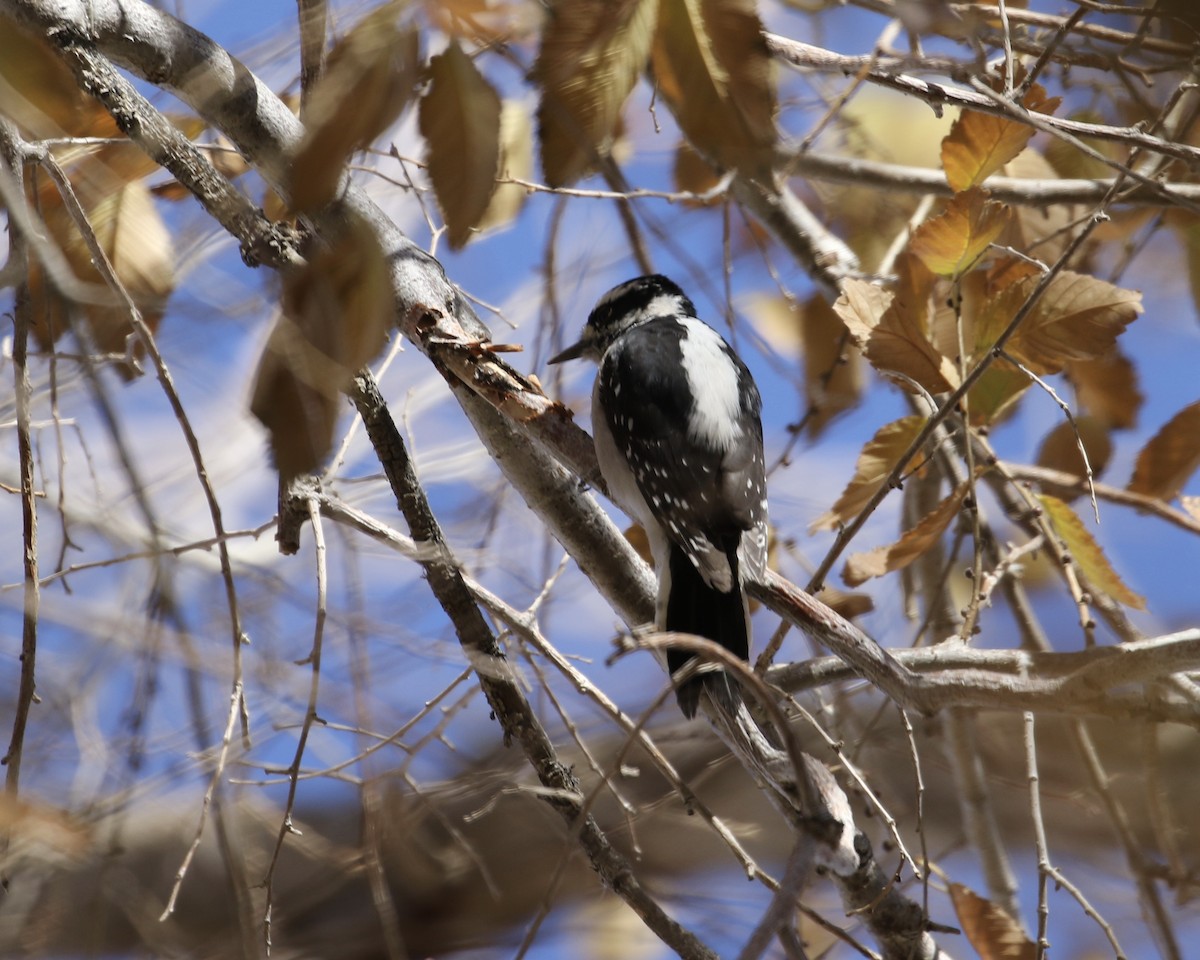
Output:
[{"xmin": 665, "ymin": 542, "xmax": 748, "ymax": 718}]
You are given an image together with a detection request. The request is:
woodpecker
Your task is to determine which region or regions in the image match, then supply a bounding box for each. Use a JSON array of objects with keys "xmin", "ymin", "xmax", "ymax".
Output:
[{"xmin": 550, "ymin": 275, "xmax": 768, "ymax": 717}]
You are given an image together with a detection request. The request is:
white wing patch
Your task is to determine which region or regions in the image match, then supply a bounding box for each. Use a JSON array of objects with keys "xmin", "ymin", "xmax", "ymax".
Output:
[{"xmin": 678, "ymin": 318, "xmax": 743, "ymax": 454}]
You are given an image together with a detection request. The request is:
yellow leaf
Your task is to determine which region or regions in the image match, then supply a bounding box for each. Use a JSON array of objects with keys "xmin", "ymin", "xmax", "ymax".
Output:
[
  {"xmin": 419, "ymin": 41, "xmax": 502, "ymax": 248},
  {"xmin": 941, "ymin": 79, "xmax": 1060, "ymax": 192},
  {"xmin": 909, "ymin": 187, "xmax": 1012, "ymax": 277},
  {"xmin": 1127, "ymin": 400, "xmax": 1200, "ymax": 501},
  {"xmin": 475, "ymin": 100, "xmax": 534, "ymax": 235},
  {"xmin": 843, "ymin": 482, "xmax": 968, "ymax": 587},
  {"xmin": 947, "ymin": 882, "xmax": 1037, "ymax": 960},
  {"xmin": 1065, "ymin": 350, "xmax": 1142, "ymax": 430},
  {"xmin": 1007, "ymin": 271, "xmax": 1142, "ymax": 374},
  {"xmin": 535, "ymin": 0, "xmax": 658, "ymax": 187},
  {"xmin": 811, "ymin": 415, "xmax": 926, "ymax": 532},
  {"xmin": 290, "ymin": 13, "xmax": 421, "ymax": 213},
  {"xmin": 651, "ymin": 0, "xmax": 776, "ymax": 176},
  {"xmin": 1037, "ymin": 494, "xmax": 1145, "ymax": 609},
  {"xmin": 251, "ymin": 213, "xmax": 394, "ymax": 479},
  {"xmin": 1034, "ymin": 416, "xmax": 1112, "ymax": 502}
]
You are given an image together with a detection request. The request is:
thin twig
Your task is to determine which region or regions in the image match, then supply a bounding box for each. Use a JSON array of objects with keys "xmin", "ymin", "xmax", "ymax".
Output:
[
  {"xmin": 262, "ymin": 492, "xmax": 328, "ymax": 953},
  {"xmin": 1, "ymin": 120, "xmax": 39, "ymax": 804}
]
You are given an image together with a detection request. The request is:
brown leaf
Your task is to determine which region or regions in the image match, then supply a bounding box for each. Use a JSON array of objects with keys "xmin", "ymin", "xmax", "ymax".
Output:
[
  {"xmin": 1127, "ymin": 400, "xmax": 1200, "ymax": 501},
  {"xmin": 1038, "ymin": 494, "xmax": 1145, "ymax": 609},
  {"xmin": 997, "ymin": 147, "xmax": 1081, "ymax": 266},
  {"xmin": 425, "ymin": 0, "xmax": 536, "ymax": 42},
  {"xmin": 799, "ymin": 294, "xmax": 864, "ymax": 437},
  {"xmin": 251, "ymin": 213, "xmax": 394, "ymax": 478},
  {"xmin": 0, "ymin": 15, "xmax": 113, "ymax": 137},
  {"xmin": 941, "ymin": 79, "xmax": 1060, "ymax": 192},
  {"xmin": 29, "ymin": 179, "xmax": 175, "ymax": 376},
  {"xmin": 811, "ymin": 415, "xmax": 926, "ymax": 532},
  {"xmin": 651, "ymin": 0, "xmax": 776, "ymax": 176},
  {"xmin": 909, "ymin": 187, "xmax": 1012, "ymax": 277},
  {"xmin": 289, "ymin": 13, "xmax": 421, "ymax": 213},
  {"xmin": 1065, "ymin": 350, "xmax": 1142, "ymax": 430},
  {"xmin": 834, "ymin": 259, "xmax": 959, "ymax": 394},
  {"xmin": 1044, "ymin": 109, "xmax": 1121, "ymax": 181},
  {"xmin": 746, "ymin": 294, "xmax": 863, "ymax": 438},
  {"xmin": 821, "ymin": 588, "xmax": 874, "ymax": 620},
  {"xmin": 419, "ymin": 41, "xmax": 502, "ymax": 248},
  {"xmin": 475, "ymin": 100, "xmax": 533, "ymax": 235},
  {"xmin": 672, "ymin": 139, "xmax": 722, "ymax": 203},
  {"xmin": 1006, "ymin": 271, "xmax": 1142, "ymax": 374},
  {"xmin": 535, "ymin": 0, "xmax": 658, "ymax": 187},
  {"xmin": 1034, "ymin": 415, "xmax": 1112, "ymax": 501},
  {"xmin": 843, "ymin": 482, "xmax": 967, "ymax": 587},
  {"xmin": 947, "ymin": 882, "xmax": 1036, "ymax": 960}
]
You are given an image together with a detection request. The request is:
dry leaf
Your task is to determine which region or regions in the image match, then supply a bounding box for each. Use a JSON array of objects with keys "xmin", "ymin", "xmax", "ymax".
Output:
[
  {"xmin": 1037, "ymin": 494, "xmax": 1145, "ymax": 609},
  {"xmin": 997, "ymin": 147, "xmax": 1082, "ymax": 266},
  {"xmin": 0, "ymin": 793, "xmax": 92, "ymax": 860},
  {"xmin": 1044, "ymin": 109, "xmax": 1120, "ymax": 181},
  {"xmin": 1127, "ymin": 400, "xmax": 1200, "ymax": 501},
  {"xmin": 1006, "ymin": 271, "xmax": 1142, "ymax": 374},
  {"xmin": 289, "ymin": 13, "xmax": 421, "ymax": 213},
  {"xmin": 799, "ymin": 294, "xmax": 864, "ymax": 437},
  {"xmin": 746, "ymin": 294, "xmax": 863, "ymax": 438},
  {"xmin": 835, "ymin": 260, "xmax": 959, "ymax": 394},
  {"xmin": 424, "ymin": 0, "xmax": 536, "ymax": 43},
  {"xmin": 475, "ymin": 100, "xmax": 533, "ymax": 235},
  {"xmin": 1034, "ymin": 416, "xmax": 1112, "ymax": 501},
  {"xmin": 0, "ymin": 15, "xmax": 112, "ymax": 137},
  {"xmin": 650, "ymin": 0, "xmax": 776, "ymax": 176},
  {"xmin": 1065, "ymin": 350, "xmax": 1142, "ymax": 430},
  {"xmin": 941, "ymin": 79, "xmax": 1060, "ymax": 192},
  {"xmin": 672, "ymin": 139, "xmax": 722, "ymax": 203},
  {"xmin": 843, "ymin": 482, "xmax": 967, "ymax": 587},
  {"xmin": 29, "ymin": 179, "xmax": 175, "ymax": 376},
  {"xmin": 251, "ymin": 213, "xmax": 394, "ymax": 478},
  {"xmin": 811, "ymin": 415, "xmax": 926, "ymax": 532},
  {"xmin": 419, "ymin": 41, "xmax": 503, "ymax": 248},
  {"xmin": 832, "ymin": 278, "xmax": 893, "ymax": 340},
  {"xmin": 909, "ymin": 187, "xmax": 1012, "ymax": 277},
  {"xmin": 535, "ymin": 0, "xmax": 658, "ymax": 187},
  {"xmin": 820, "ymin": 588, "xmax": 874, "ymax": 620},
  {"xmin": 947, "ymin": 882, "xmax": 1036, "ymax": 960}
]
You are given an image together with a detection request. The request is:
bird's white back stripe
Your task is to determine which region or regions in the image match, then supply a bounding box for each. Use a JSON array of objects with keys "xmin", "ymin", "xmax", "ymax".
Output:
[{"xmin": 678, "ymin": 318, "xmax": 743, "ymax": 453}]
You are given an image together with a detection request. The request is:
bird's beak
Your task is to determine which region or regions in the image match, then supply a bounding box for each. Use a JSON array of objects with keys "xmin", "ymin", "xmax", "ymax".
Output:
[{"xmin": 548, "ymin": 339, "xmax": 587, "ymax": 364}]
